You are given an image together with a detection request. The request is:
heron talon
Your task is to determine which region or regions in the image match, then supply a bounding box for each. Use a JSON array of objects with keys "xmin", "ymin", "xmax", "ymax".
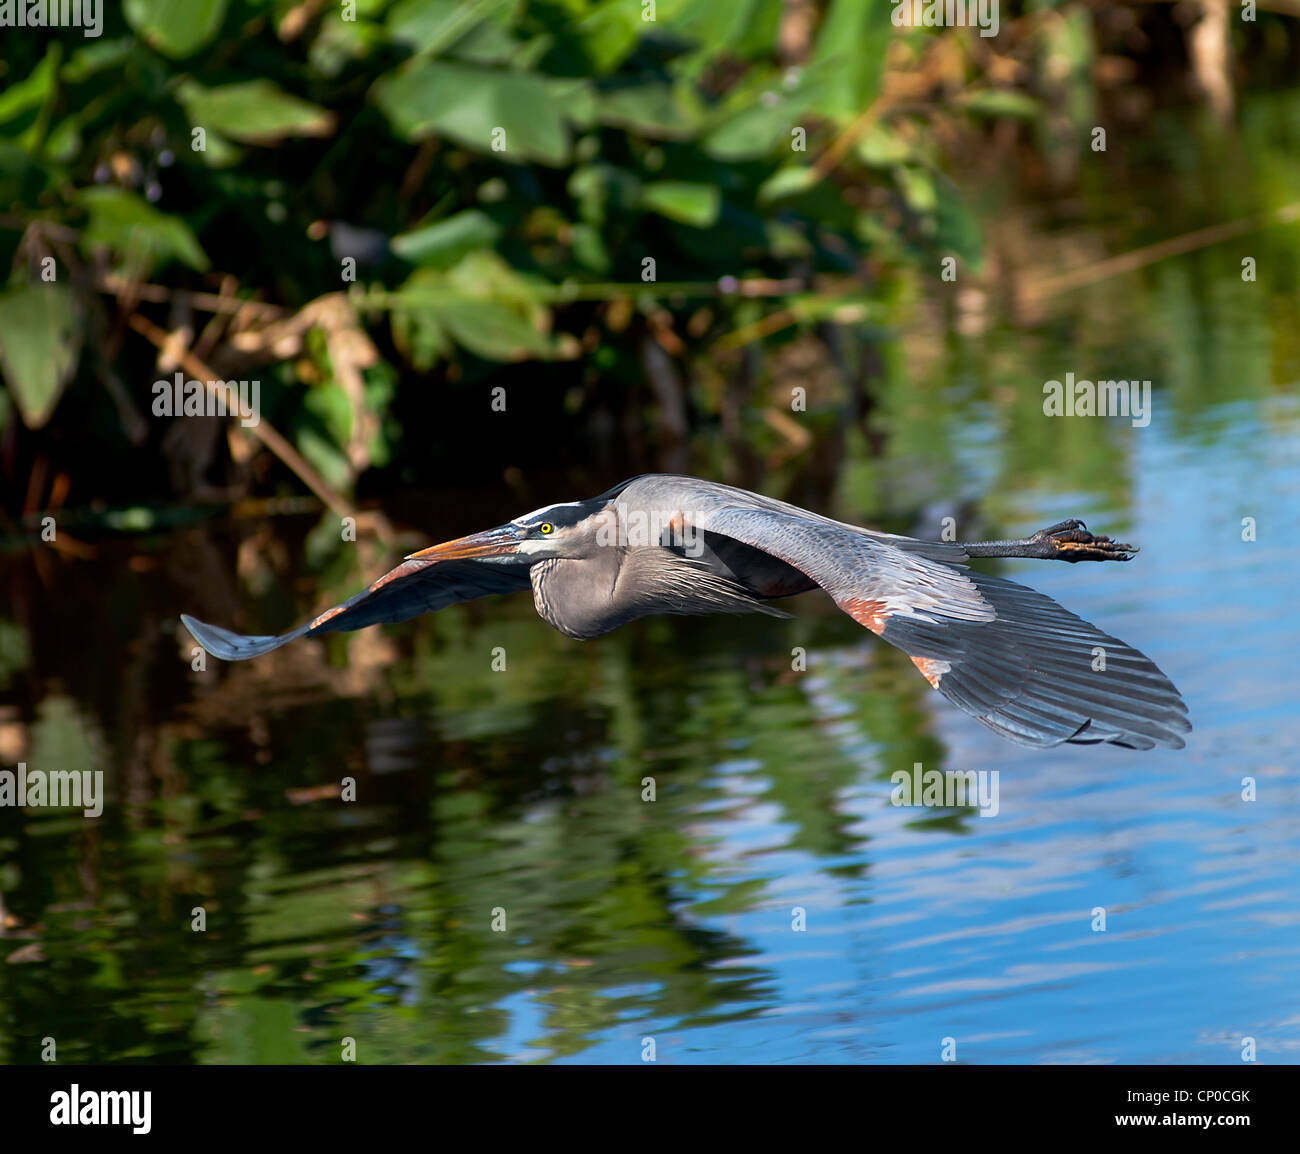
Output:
[
  {"xmin": 1033, "ymin": 522, "xmax": 1137, "ymax": 562},
  {"xmin": 1036, "ymin": 518, "xmax": 1087, "ymax": 535}
]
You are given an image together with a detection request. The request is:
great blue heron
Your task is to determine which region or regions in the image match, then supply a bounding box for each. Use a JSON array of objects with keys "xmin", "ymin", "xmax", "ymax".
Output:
[{"xmin": 182, "ymin": 474, "xmax": 1190, "ymax": 750}]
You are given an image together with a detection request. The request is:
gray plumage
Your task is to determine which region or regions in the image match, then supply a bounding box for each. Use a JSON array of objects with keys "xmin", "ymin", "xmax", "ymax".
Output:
[
  {"xmin": 529, "ymin": 552, "xmax": 793, "ymax": 641},
  {"xmin": 182, "ymin": 474, "xmax": 1191, "ymax": 750}
]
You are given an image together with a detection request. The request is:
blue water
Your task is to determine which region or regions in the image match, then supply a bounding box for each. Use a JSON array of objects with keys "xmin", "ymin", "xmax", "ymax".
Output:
[{"xmin": 1, "ymin": 396, "xmax": 1296, "ymax": 1065}]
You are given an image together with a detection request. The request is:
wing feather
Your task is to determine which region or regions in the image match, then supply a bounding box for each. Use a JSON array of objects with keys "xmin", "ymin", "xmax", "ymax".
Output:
[
  {"xmin": 616, "ymin": 475, "xmax": 1190, "ymax": 750},
  {"xmin": 182, "ymin": 558, "xmax": 531, "ymax": 661}
]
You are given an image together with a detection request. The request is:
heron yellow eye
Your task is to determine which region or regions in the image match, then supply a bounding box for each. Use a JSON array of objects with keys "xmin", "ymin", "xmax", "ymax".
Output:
[{"xmin": 539, "ymin": 523, "xmax": 553, "ymax": 535}]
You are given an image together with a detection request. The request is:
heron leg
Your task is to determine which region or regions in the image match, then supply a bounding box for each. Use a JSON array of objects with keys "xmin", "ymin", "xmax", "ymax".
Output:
[{"xmin": 960, "ymin": 519, "xmax": 1138, "ymax": 563}]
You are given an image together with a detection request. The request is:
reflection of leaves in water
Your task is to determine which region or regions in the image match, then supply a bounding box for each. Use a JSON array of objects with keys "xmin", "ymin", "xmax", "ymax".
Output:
[
  {"xmin": 27, "ymin": 695, "xmax": 105, "ymax": 779},
  {"xmin": 52, "ymin": 581, "xmax": 991, "ymax": 1060},
  {"xmin": 0, "ymin": 619, "xmax": 29, "ymax": 690}
]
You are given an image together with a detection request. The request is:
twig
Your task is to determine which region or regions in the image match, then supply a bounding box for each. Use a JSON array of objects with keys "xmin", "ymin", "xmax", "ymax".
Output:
[
  {"xmin": 98, "ymin": 273, "xmax": 286, "ymax": 319},
  {"xmin": 126, "ymin": 312, "xmax": 356, "ymax": 522},
  {"xmin": 809, "ymin": 98, "xmax": 884, "ymax": 186},
  {"xmin": 354, "ymin": 277, "xmax": 805, "ymax": 309},
  {"xmin": 1021, "ymin": 202, "xmax": 1300, "ymax": 305}
]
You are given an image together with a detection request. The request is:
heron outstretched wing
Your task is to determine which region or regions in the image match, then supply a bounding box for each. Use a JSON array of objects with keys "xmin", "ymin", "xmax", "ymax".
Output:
[
  {"xmin": 182, "ymin": 557, "xmax": 531, "ymax": 661},
  {"xmin": 615, "ymin": 475, "xmax": 1190, "ymax": 750}
]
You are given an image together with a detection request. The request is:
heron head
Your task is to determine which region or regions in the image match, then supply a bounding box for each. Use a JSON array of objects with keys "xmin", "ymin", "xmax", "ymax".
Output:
[{"xmin": 407, "ymin": 499, "xmax": 615, "ymax": 565}]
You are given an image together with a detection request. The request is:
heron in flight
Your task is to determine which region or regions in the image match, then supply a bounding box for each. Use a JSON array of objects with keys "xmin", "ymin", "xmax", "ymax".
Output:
[{"xmin": 182, "ymin": 475, "xmax": 1190, "ymax": 750}]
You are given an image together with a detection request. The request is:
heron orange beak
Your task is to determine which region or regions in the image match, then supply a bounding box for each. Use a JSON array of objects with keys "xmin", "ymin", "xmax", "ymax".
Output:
[{"xmin": 406, "ymin": 523, "xmax": 522, "ymax": 562}]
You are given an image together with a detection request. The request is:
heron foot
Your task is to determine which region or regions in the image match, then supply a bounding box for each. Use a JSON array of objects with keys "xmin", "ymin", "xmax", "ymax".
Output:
[{"xmin": 1029, "ymin": 519, "xmax": 1138, "ymax": 562}]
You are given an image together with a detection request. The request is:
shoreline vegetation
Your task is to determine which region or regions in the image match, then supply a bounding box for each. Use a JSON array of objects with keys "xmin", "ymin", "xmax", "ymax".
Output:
[{"xmin": 0, "ymin": 2, "xmax": 1297, "ymax": 541}]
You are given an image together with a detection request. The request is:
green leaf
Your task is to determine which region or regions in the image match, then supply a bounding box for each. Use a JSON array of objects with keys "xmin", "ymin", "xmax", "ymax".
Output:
[
  {"xmin": 445, "ymin": 19, "xmax": 520, "ymax": 65},
  {"xmin": 309, "ymin": 7, "xmax": 391, "ymax": 77},
  {"xmin": 388, "ymin": 0, "xmax": 511, "ymax": 55},
  {"xmin": 0, "ymin": 283, "xmax": 82, "ymax": 430},
  {"xmin": 391, "ymin": 301, "xmax": 451, "ymax": 372},
  {"xmin": 391, "ymin": 210, "xmax": 502, "ymax": 267},
  {"xmin": 0, "ymin": 141, "xmax": 47, "ymax": 206},
  {"xmin": 641, "ymin": 182, "xmax": 720, "ymax": 228},
  {"xmin": 670, "ymin": 0, "xmax": 779, "ymax": 57},
  {"xmin": 765, "ymin": 220, "xmax": 813, "ymax": 259},
  {"xmin": 75, "ymin": 186, "xmax": 209, "ymax": 273},
  {"xmin": 0, "ymin": 44, "xmax": 60, "ymax": 128},
  {"xmin": 595, "ymin": 82, "xmax": 700, "ymax": 138},
  {"xmin": 958, "ymin": 90, "xmax": 1041, "ymax": 121},
  {"xmin": 388, "ymin": 0, "xmax": 467, "ymax": 49},
  {"xmin": 304, "ymin": 380, "xmax": 352, "ymax": 449},
  {"xmin": 932, "ymin": 172, "xmax": 984, "ymax": 271},
  {"xmin": 574, "ymin": 0, "xmax": 645, "ymax": 72},
  {"xmin": 45, "ymin": 116, "xmax": 82, "ymax": 164},
  {"xmin": 570, "ymin": 223, "xmax": 610, "ymax": 274},
  {"xmin": 757, "ymin": 166, "xmax": 817, "ymax": 203},
  {"xmin": 297, "ymin": 427, "xmax": 353, "ymax": 493},
  {"xmin": 387, "ymin": 257, "xmax": 560, "ymax": 363},
  {"xmin": 568, "ymin": 164, "xmax": 642, "ymax": 224},
  {"xmin": 62, "ymin": 37, "xmax": 135, "ymax": 83},
  {"xmin": 704, "ymin": 96, "xmax": 797, "ymax": 161},
  {"xmin": 437, "ymin": 300, "xmax": 556, "ymax": 359},
  {"xmin": 895, "ymin": 164, "xmax": 936, "ymax": 215},
  {"xmin": 124, "ymin": 0, "xmax": 228, "ymax": 59},
  {"xmin": 808, "ymin": 0, "xmax": 892, "ymax": 119},
  {"xmin": 177, "ymin": 80, "xmax": 335, "ymax": 145},
  {"xmin": 372, "ymin": 60, "xmax": 577, "ymax": 165},
  {"xmin": 856, "ymin": 123, "xmax": 912, "ymax": 167},
  {"xmin": 443, "ymin": 249, "xmax": 548, "ymax": 314}
]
